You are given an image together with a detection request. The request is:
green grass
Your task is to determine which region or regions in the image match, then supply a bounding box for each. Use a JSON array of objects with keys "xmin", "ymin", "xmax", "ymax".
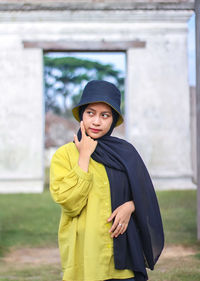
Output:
[
  {"xmin": 0, "ymin": 263, "xmax": 61, "ymax": 281},
  {"xmin": 148, "ymin": 190, "xmax": 200, "ymax": 281},
  {"xmin": 157, "ymin": 190, "xmax": 199, "ymax": 246},
  {"xmin": 0, "ymin": 189, "xmax": 199, "ymax": 252},
  {"xmin": 148, "ymin": 251, "xmax": 200, "ymax": 281},
  {"xmin": 0, "ymin": 190, "xmax": 60, "ymax": 256},
  {"xmin": 0, "ymin": 189, "xmax": 200, "ymax": 281}
]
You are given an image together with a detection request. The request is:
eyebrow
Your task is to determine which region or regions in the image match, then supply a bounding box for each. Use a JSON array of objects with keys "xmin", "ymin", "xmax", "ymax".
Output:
[{"xmin": 86, "ymin": 107, "xmax": 112, "ymax": 114}]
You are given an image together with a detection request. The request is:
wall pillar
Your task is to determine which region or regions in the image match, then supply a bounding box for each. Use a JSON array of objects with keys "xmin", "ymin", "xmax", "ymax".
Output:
[
  {"xmin": 126, "ymin": 11, "xmax": 195, "ymax": 189},
  {"xmin": 0, "ymin": 40, "xmax": 44, "ymax": 193}
]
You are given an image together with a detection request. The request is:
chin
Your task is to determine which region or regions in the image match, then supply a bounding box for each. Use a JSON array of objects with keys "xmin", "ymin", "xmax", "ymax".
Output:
[
  {"xmin": 90, "ymin": 134, "xmax": 99, "ymax": 139},
  {"xmin": 90, "ymin": 133, "xmax": 103, "ymax": 139}
]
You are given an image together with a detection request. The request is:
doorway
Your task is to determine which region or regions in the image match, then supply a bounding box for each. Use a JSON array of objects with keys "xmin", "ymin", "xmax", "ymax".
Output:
[{"xmin": 43, "ymin": 51, "xmax": 126, "ymax": 189}]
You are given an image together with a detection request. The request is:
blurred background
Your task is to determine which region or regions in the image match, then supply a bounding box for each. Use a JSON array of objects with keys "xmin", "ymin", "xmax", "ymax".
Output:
[
  {"xmin": 0, "ymin": 1, "xmax": 199, "ymax": 281},
  {"xmin": 0, "ymin": 0, "xmax": 197, "ymax": 193},
  {"xmin": 44, "ymin": 51, "xmax": 126, "ymax": 171},
  {"xmin": 44, "ymin": 13, "xmax": 196, "ymax": 190}
]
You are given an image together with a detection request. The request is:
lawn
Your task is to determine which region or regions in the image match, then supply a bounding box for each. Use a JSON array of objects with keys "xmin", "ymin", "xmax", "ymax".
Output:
[
  {"xmin": 0, "ymin": 191, "xmax": 60, "ymax": 256},
  {"xmin": 157, "ymin": 189, "xmax": 198, "ymax": 246},
  {"xmin": 0, "ymin": 189, "xmax": 200, "ymax": 281}
]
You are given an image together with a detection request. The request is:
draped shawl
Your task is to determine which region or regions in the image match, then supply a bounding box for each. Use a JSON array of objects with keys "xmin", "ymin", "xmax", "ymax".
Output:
[{"xmin": 76, "ymin": 129, "xmax": 164, "ymax": 281}]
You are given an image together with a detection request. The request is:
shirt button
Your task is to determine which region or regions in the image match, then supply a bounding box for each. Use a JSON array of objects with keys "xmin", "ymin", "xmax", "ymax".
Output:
[{"xmin": 104, "ymin": 182, "xmax": 107, "ymax": 185}]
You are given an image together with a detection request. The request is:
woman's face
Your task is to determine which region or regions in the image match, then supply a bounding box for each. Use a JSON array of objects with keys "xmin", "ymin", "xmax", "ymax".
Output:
[{"xmin": 82, "ymin": 102, "xmax": 113, "ymax": 139}]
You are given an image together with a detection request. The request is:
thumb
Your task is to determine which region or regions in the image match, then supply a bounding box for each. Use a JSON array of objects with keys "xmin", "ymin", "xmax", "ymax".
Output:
[{"xmin": 74, "ymin": 134, "xmax": 79, "ymax": 147}]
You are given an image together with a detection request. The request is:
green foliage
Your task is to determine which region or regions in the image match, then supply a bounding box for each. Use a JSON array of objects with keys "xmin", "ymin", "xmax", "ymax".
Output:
[{"xmin": 43, "ymin": 55, "xmax": 125, "ymax": 117}]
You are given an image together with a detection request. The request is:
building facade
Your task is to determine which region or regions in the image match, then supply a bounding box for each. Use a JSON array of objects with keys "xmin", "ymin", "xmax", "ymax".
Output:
[{"xmin": 0, "ymin": 0, "xmax": 196, "ymax": 192}]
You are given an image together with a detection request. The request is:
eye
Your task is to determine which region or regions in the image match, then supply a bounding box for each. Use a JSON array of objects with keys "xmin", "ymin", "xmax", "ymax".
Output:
[
  {"xmin": 102, "ymin": 113, "xmax": 110, "ymax": 118},
  {"xmin": 86, "ymin": 111, "xmax": 94, "ymax": 116}
]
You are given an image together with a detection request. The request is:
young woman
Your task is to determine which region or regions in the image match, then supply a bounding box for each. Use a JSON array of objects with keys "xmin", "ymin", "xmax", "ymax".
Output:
[{"xmin": 50, "ymin": 80, "xmax": 164, "ymax": 281}]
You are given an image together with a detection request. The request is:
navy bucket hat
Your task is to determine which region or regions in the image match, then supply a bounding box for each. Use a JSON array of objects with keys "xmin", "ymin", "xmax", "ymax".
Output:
[{"xmin": 72, "ymin": 80, "xmax": 124, "ymax": 127}]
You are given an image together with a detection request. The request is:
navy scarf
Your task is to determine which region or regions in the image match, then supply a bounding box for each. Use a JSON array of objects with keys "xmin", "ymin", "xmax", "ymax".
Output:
[{"xmin": 76, "ymin": 126, "xmax": 164, "ymax": 281}]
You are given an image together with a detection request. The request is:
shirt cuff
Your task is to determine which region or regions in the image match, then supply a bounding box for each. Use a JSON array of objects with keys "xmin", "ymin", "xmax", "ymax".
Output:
[{"xmin": 73, "ymin": 164, "xmax": 93, "ymax": 181}]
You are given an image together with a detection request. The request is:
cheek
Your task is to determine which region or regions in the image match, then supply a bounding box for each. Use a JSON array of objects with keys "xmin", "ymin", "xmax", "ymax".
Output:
[
  {"xmin": 105, "ymin": 119, "xmax": 113, "ymax": 130},
  {"xmin": 82, "ymin": 113, "xmax": 88, "ymax": 124},
  {"xmin": 109, "ymin": 117, "xmax": 113, "ymax": 126},
  {"xmin": 82, "ymin": 114, "xmax": 91, "ymax": 131}
]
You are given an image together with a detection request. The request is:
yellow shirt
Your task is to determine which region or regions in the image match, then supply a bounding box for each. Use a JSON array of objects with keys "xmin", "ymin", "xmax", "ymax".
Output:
[{"xmin": 50, "ymin": 142, "xmax": 134, "ymax": 281}]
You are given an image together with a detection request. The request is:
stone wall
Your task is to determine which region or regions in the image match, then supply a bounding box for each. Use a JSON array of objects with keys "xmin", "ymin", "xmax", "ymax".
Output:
[{"xmin": 0, "ymin": 1, "xmax": 196, "ymax": 192}]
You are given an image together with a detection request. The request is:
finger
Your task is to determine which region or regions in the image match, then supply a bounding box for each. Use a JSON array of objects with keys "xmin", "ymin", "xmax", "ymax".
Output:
[
  {"xmin": 115, "ymin": 223, "xmax": 127, "ymax": 237},
  {"xmin": 121, "ymin": 224, "xmax": 128, "ymax": 235},
  {"xmin": 107, "ymin": 209, "xmax": 117, "ymax": 222},
  {"xmin": 115, "ymin": 226, "xmax": 126, "ymax": 237},
  {"xmin": 118, "ymin": 223, "xmax": 126, "ymax": 235},
  {"xmin": 119, "ymin": 226, "xmax": 125, "ymax": 235},
  {"xmin": 111, "ymin": 223, "xmax": 123, "ymax": 238},
  {"xmin": 109, "ymin": 218, "xmax": 119, "ymax": 233},
  {"xmin": 74, "ymin": 134, "xmax": 79, "ymax": 146},
  {"xmin": 112, "ymin": 229, "xmax": 121, "ymax": 238},
  {"xmin": 80, "ymin": 121, "xmax": 86, "ymax": 136},
  {"xmin": 111, "ymin": 228, "xmax": 120, "ymax": 238}
]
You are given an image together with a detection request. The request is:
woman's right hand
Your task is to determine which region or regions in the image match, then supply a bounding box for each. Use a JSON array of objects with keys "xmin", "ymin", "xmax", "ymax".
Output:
[{"xmin": 74, "ymin": 121, "xmax": 98, "ymax": 157}]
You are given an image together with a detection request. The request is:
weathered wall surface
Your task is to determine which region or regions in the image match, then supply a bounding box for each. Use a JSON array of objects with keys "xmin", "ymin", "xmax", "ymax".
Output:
[
  {"xmin": 0, "ymin": 45, "xmax": 44, "ymax": 192},
  {"xmin": 127, "ymin": 27, "xmax": 194, "ymax": 189},
  {"xmin": 0, "ymin": 2, "xmax": 195, "ymax": 191}
]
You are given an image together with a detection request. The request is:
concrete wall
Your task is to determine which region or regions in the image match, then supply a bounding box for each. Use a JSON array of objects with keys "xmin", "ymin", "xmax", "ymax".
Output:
[
  {"xmin": 126, "ymin": 14, "xmax": 195, "ymax": 189},
  {"xmin": 0, "ymin": 7, "xmax": 195, "ymax": 191},
  {"xmin": 0, "ymin": 45, "xmax": 44, "ymax": 192}
]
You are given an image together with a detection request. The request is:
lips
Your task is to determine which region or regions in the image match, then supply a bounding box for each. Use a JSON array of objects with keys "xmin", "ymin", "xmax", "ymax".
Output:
[{"xmin": 90, "ymin": 128, "xmax": 102, "ymax": 133}]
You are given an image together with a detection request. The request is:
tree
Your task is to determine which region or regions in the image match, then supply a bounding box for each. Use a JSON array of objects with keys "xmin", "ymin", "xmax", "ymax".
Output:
[{"xmin": 44, "ymin": 55, "xmax": 125, "ymax": 117}]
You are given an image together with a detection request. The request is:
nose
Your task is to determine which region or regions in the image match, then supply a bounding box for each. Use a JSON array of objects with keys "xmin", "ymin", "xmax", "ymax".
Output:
[{"xmin": 92, "ymin": 115, "xmax": 101, "ymax": 126}]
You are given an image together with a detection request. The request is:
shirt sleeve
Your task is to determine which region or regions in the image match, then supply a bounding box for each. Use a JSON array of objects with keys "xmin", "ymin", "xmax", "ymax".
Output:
[{"xmin": 49, "ymin": 146, "xmax": 93, "ymax": 217}]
